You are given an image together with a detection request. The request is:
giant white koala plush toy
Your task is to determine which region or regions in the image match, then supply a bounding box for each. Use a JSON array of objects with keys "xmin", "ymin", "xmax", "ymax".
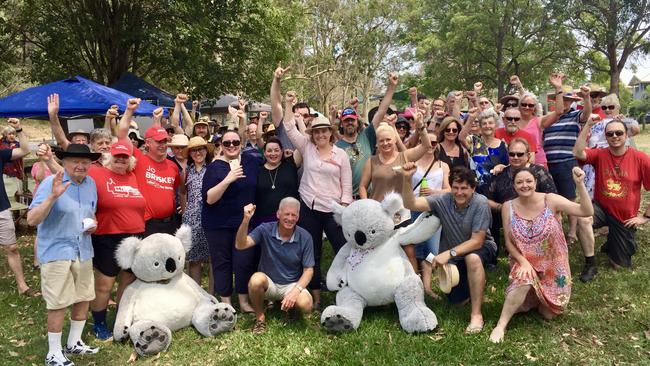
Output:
[
  {"xmin": 321, "ymin": 193, "xmax": 440, "ymax": 333},
  {"xmin": 114, "ymin": 225, "xmax": 237, "ymax": 356}
]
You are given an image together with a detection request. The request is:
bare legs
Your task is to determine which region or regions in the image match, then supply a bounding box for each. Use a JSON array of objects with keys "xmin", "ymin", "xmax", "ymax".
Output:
[
  {"xmin": 90, "ymin": 270, "xmax": 115, "ymax": 313},
  {"xmin": 466, "ymin": 254, "xmax": 486, "ymax": 332},
  {"xmin": 188, "ymin": 260, "xmax": 214, "ymax": 295},
  {"xmin": 3, "ymin": 243, "xmax": 30, "ymax": 294},
  {"xmin": 490, "ymin": 285, "xmax": 556, "ymax": 343}
]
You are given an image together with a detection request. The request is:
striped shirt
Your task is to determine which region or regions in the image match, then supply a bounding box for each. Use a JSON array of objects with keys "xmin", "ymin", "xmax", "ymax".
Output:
[{"xmin": 543, "ymin": 109, "xmax": 582, "ymax": 163}]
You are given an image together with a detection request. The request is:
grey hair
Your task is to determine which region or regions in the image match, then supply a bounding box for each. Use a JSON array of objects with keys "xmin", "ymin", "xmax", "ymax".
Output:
[
  {"xmin": 477, "ymin": 107, "xmax": 502, "ymax": 126},
  {"xmin": 2, "ymin": 126, "xmax": 16, "ymax": 136},
  {"xmin": 278, "ymin": 197, "xmax": 300, "ymax": 211},
  {"xmin": 100, "ymin": 152, "xmax": 137, "ymax": 172},
  {"xmin": 601, "ymin": 94, "xmax": 620, "ymax": 108},
  {"xmin": 521, "ymin": 93, "xmax": 543, "ymax": 117},
  {"xmin": 90, "ymin": 128, "xmax": 112, "ymax": 143}
]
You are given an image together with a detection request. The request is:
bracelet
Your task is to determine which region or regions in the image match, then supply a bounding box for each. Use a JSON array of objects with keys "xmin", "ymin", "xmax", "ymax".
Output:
[
  {"xmin": 425, "ymin": 253, "xmax": 435, "ymax": 264},
  {"xmin": 295, "ymin": 284, "xmax": 304, "ymax": 292}
]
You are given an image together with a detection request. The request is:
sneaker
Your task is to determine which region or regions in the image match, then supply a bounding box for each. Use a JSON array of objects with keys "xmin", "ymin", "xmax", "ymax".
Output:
[
  {"xmin": 92, "ymin": 322, "xmax": 113, "ymax": 341},
  {"xmin": 45, "ymin": 353, "xmax": 74, "ymax": 366},
  {"xmin": 252, "ymin": 320, "xmax": 267, "ymax": 335},
  {"xmin": 579, "ymin": 265, "xmax": 598, "ymax": 283},
  {"xmin": 63, "ymin": 341, "xmax": 99, "ymax": 355}
]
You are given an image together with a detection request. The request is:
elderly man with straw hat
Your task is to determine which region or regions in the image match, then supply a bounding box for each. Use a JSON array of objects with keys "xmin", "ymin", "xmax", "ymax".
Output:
[{"xmin": 401, "ymin": 165, "xmax": 496, "ymax": 335}]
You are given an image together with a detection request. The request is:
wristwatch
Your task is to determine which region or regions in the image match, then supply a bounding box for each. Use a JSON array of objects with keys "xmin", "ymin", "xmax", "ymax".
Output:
[
  {"xmin": 425, "ymin": 253, "xmax": 435, "ymax": 263},
  {"xmin": 295, "ymin": 284, "xmax": 305, "ymax": 292},
  {"xmin": 450, "ymin": 249, "xmax": 458, "ymax": 258}
]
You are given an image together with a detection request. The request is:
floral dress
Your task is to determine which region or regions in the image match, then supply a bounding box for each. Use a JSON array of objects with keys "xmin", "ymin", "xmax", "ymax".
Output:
[
  {"xmin": 507, "ymin": 196, "xmax": 571, "ymax": 314},
  {"xmin": 183, "ymin": 164, "xmax": 210, "ymax": 262}
]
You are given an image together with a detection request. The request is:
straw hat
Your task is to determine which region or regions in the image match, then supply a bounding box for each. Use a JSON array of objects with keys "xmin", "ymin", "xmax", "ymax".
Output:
[
  {"xmin": 437, "ymin": 263, "xmax": 460, "ymax": 294},
  {"xmin": 184, "ymin": 136, "xmax": 215, "ymax": 155},
  {"xmin": 306, "ymin": 115, "xmax": 335, "ymax": 134},
  {"xmin": 167, "ymin": 134, "xmax": 189, "ymax": 147}
]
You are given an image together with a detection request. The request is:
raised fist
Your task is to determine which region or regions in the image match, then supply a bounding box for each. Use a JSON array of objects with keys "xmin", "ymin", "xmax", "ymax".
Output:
[
  {"xmin": 388, "ymin": 72, "xmax": 398, "ymax": 86},
  {"xmin": 473, "ymin": 82, "xmax": 483, "ymax": 93},
  {"xmin": 510, "ymin": 75, "xmax": 521, "ymax": 86},
  {"xmin": 175, "ymin": 94, "xmax": 188, "ymax": 104},
  {"xmin": 274, "ymin": 62, "xmax": 291, "ymax": 80}
]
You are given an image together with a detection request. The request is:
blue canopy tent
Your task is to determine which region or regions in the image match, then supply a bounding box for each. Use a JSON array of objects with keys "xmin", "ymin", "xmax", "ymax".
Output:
[
  {"xmin": 0, "ymin": 76, "xmax": 165, "ymax": 118},
  {"xmin": 111, "ymin": 72, "xmax": 191, "ymax": 109}
]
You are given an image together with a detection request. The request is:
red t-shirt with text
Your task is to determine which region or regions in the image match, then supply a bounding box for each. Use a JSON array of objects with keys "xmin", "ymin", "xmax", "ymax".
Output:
[
  {"xmin": 495, "ymin": 128, "xmax": 537, "ymax": 152},
  {"xmin": 584, "ymin": 147, "xmax": 650, "ymax": 222},
  {"xmin": 88, "ymin": 166, "xmax": 146, "ymax": 234},
  {"xmin": 133, "ymin": 148, "xmax": 181, "ymax": 220}
]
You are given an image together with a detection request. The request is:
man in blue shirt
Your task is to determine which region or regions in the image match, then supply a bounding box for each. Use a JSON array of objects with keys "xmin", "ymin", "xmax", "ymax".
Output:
[
  {"xmin": 236, "ymin": 197, "xmax": 314, "ymax": 335},
  {"xmin": 0, "ymin": 118, "xmax": 34, "ymax": 297},
  {"xmin": 28, "ymin": 144, "xmax": 101, "ymax": 366}
]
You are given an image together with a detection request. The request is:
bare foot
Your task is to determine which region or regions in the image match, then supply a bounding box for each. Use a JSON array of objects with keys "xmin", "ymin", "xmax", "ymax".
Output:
[
  {"xmin": 424, "ymin": 289, "xmax": 441, "ymax": 300},
  {"xmin": 465, "ymin": 315, "xmax": 484, "ymax": 334},
  {"xmin": 489, "ymin": 327, "xmax": 505, "ymax": 343}
]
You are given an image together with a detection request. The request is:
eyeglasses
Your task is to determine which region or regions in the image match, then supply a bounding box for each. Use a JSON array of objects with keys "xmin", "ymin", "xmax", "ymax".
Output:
[
  {"xmin": 520, "ymin": 103, "xmax": 535, "ymax": 109},
  {"xmin": 189, "ymin": 148, "xmax": 207, "ymax": 154},
  {"xmin": 445, "ymin": 128, "xmax": 458, "ymax": 133},
  {"xmin": 479, "ymin": 101, "xmax": 491, "ymax": 105},
  {"xmin": 601, "ymin": 105, "xmax": 616, "ymax": 111},
  {"xmin": 508, "ymin": 152, "xmax": 527, "ymax": 157},
  {"xmin": 605, "ymin": 130, "xmax": 625, "ymax": 138},
  {"xmin": 504, "ymin": 116, "xmax": 521, "ymax": 122},
  {"xmin": 222, "ymin": 140, "xmax": 241, "ymax": 147}
]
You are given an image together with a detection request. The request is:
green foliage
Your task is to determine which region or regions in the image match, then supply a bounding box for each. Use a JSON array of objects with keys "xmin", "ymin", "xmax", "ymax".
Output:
[
  {"xmin": 404, "ymin": 0, "xmax": 580, "ymax": 99},
  {"xmin": 17, "ymin": 0, "xmax": 299, "ymax": 99},
  {"xmin": 629, "ymin": 89, "xmax": 650, "ymax": 118}
]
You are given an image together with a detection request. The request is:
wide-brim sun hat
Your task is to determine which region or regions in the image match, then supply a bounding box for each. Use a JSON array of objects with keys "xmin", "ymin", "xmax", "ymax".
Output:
[
  {"xmin": 437, "ymin": 263, "xmax": 460, "ymax": 294},
  {"xmin": 67, "ymin": 129, "xmax": 90, "ymax": 141},
  {"xmin": 184, "ymin": 136, "xmax": 215, "ymax": 156},
  {"xmin": 306, "ymin": 115, "xmax": 335, "ymax": 134},
  {"xmin": 167, "ymin": 134, "xmax": 189, "ymax": 148},
  {"xmin": 54, "ymin": 143, "xmax": 102, "ymax": 161}
]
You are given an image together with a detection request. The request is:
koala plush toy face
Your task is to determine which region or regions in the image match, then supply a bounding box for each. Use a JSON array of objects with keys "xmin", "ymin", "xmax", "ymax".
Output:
[
  {"xmin": 116, "ymin": 225, "xmax": 192, "ymax": 283},
  {"xmin": 332, "ymin": 192, "xmax": 405, "ymax": 250}
]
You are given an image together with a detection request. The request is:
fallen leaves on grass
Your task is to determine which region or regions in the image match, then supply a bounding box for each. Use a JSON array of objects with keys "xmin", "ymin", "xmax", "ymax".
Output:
[
  {"xmin": 591, "ymin": 335, "xmax": 604, "ymax": 346},
  {"xmin": 304, "ymin": 347, "xmax": 311, "ymax": 355},
  {"xmin": 127, "ymin": 351, "xmax": 137, "ymax": 363},
  {"xmin": 524, "ymin": 352, "xmax": 537, "ymax": 361}
]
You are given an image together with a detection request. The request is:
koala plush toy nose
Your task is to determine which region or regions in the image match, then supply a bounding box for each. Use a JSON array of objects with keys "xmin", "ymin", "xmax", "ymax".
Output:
[
  {"xmin": 354, "ymin": 230, "xmax": 367, "ymax": 246},
  {"xmin": 165, "ymin": 258, "xmax": 176, "ymax": 273}
]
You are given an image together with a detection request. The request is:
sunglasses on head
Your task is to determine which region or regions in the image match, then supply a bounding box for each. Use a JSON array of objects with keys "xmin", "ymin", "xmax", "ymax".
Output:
[
  {"xmin": 605, "ymin": 130, "xmax": 625, "ymax": 138},
  {"xmin": 508, "ymin": 152, "xmax": 527, "ymax": 157},
  {"xmin": 222, "ymin": 140, "xmax": 241, "ymax": 147},
  {"xmin": 520, "ymin": 103, "xmax": 535, "ymax": 109},
  {"xmin": 505, "ymin": 116, "xmax": 521, "ymax": 122},
  {"xmin": 445, "ymin": 127, "xmax": 458, "ymax": 133},
  {"xmin": 601, "ymin": 105, "xmax": 616, "ymax": 111}
]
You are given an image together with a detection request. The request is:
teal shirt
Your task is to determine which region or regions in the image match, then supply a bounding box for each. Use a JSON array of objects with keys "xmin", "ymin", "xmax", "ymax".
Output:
[{"xmin": 335, "ymin": 124, "xmax": 376, "ymax": 196}]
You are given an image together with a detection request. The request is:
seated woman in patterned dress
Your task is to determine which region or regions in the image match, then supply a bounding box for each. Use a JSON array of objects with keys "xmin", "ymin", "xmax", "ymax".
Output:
[{"xmin": 489, "ymin": 166, "xmax": 593, "ymax": 343}]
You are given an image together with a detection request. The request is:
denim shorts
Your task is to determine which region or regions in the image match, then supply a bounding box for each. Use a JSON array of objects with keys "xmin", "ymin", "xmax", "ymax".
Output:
[{"xmin": 547, "ymin": 160, "xmax": 577, "ymax": 200}]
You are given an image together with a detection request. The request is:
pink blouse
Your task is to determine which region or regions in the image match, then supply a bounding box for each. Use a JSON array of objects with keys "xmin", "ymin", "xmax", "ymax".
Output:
[
  {"xmin": 285, "ymin": 120, "xmax": 352, "ymax": 212},
  {"xmin": 522, "ymin": 117, "xmax": 547, "ymax": 166}
]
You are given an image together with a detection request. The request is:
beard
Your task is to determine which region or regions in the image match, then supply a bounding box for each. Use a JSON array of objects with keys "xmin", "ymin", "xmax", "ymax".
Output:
[{"xmin": 506, "ymin": 124, "xmax": 518, "ymax": 134}]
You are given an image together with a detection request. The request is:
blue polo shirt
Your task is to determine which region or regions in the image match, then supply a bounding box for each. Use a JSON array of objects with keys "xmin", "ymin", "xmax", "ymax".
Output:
[
  {"xmin": 29, "ymin": 172, "xmax": 97, "ymax": 264},
  {"xmin": 249, "ymin": 222, "xmax": 314, "ymax": 285}
]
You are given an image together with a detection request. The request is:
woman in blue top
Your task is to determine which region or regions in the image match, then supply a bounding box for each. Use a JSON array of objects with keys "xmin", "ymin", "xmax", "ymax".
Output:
[{"xmin": 202, "ymin": 130, "xmax": 263, "ymax": 312}]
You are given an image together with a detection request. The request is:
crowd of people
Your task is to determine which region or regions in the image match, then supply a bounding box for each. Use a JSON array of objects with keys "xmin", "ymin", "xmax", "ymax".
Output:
[{"xmin": 0, "ymin": 68, "xmax": 649, "ymax": 366}]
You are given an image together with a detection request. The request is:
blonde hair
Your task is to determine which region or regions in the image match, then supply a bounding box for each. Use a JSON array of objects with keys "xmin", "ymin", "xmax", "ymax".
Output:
[
  {"xmin": 375, "ymin": 122, "xmax": 398, "ymax": 140},
  {"xmin": 101, "ymin": 152, "xmax": 137, "ymax": 172}
]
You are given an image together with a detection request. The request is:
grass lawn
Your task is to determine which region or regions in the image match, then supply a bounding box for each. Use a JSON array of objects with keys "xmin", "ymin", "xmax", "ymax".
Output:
[{"xmin": 2, "ymin": 133, "xmax": 650, "ymax": 365}]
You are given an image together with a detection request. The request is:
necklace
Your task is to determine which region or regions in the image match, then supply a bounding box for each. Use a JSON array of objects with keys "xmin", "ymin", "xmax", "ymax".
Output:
[{"xmin": 268, "ymin": 166, "xmax": 279, "ymax": 190}]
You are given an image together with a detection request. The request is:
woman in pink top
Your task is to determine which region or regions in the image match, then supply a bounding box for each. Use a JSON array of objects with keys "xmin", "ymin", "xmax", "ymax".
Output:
[
  {"xmin": 284, "ymin": 112, "xmax": 352, "ymax": 309},
  {"xmin": 518, "ymin": 93, "xmax": 548, "ymax": 167}
]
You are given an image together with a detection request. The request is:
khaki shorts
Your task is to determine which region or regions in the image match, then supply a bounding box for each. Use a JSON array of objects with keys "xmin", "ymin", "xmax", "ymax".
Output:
[
  {"xmin": 0, "ymin": 209, "xmax": 16, "ymax": 245},
  {"xmin": 265, "ymin": 275, "xmax": 311, "ymax": 302},
  {"xmin": 41, "ymin": 258, "xmax": 95, "ymax": 310}
]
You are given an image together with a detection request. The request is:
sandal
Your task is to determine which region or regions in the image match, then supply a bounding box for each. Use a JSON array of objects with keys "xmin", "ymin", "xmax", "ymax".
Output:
[
  {"xmin": 20, "ymin": 288, "xmax": 40, "ymax": 297},
  {"xmin": 252, "ymin": 320, "xmax": 267, "ymax": 335}
]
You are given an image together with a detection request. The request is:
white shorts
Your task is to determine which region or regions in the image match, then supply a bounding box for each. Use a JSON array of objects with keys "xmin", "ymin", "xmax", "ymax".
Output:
[
  {"xmin": 0, "ymin": 209, "xmax": 16, "ymax": 245},
  {"xmin": 264, "ymin": 275, "xmax": 311, "ymax": 302}
]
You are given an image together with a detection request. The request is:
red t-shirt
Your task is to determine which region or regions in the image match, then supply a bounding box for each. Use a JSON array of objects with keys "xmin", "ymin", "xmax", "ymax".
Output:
[
  {"xmin": 584, "ymin": 147, "xmax": 650, "ymax": 223},
  {"xmin": 133, "ymin": 148, "xmax": 181, "ymax": 220},
  {"xmin": 495, "ymin": 128, "xmax": 537, "ymax": 152},
  {"xmin": 577, "ymin": 105, "xmax": 606, "ymax": 120},
  {"xmin": 88, "ymin": 166, "xmax": 146, "ymax": 234}
]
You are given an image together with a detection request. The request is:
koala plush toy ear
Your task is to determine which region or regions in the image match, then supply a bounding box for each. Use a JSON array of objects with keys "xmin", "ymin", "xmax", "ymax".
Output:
[
  {"xmin": 381, "ymin": 191, "xmax": 404, "ymax": 218},
  {"xmin": 116, "ymin": 236, "xmax": 141, "ymax": 270},
  {"xmin": 175, "ymin": 224, "xmax": 193, "ymax": 253},
  {"xmin": 331, "ymin": 200, "xmax": 345, "ymax": 226}
]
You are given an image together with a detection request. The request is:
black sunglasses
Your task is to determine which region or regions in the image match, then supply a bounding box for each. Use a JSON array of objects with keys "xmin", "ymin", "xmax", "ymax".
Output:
[
  {"xmin": 509, "ymin": 152, "xmax": 527, "ymax": 157},
  {"xmin": 505, "ymin": 116, "xmax": 521, "ymax": 122},
  {"xmin": 505, "ymin": 103, "xmax": 518, "ymax": 108},
  {"xmin": 445, "ymin": 128, "xmax": 458, "ymax": 133},
  {"xmin": 605, "ymin": 130, "xmax": 625, "ymax": 138},
  {"xmin": 396, "ymin": 124, "xmax": 409, "ymax": 130},
  {"xmin": 601, "ymin": 105, "xmax": 616, "ymax": 111},
  {"xmin": 222, "ymin": 140, "xmax": 241, "ymax": 147},
  {"xmin": 520, "ymin": 103, "xmax": 535, "ymax": 109}
]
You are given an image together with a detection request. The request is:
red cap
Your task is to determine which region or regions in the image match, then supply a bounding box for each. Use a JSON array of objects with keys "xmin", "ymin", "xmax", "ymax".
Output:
[
  {"xmin": 145, "ymin": 126, "xmax": 169, "ymax": 141},
  {"xmin": 110, "ymin": 141, "xmax": 133, "ymax": 156}
]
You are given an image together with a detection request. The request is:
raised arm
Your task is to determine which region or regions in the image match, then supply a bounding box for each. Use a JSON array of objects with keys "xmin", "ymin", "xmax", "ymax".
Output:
[
  {"xmin": 256, "ymin": 112, "xmax": 267, "ymax": 148},
  {"xmin": 27, "ymin": 171, "xmax": 70, "ymax": 226},
  {"xmin": 7, "ymin": 119, "xmax": 30, "ymax": 159},
  {"xmin": 47, "ymin": 94, "xmax": 70, "ymax": 151},
  {"xmin": 409, "ymin": 87, "xmax": 418, "ymax": 108},
  {"xmin": 358, "ymin": 159, "xmax": 372, "ymax": 199},
  {"xmin": 35, "ymin": 143, "xmax": 62, "ymax": 175},
  {"xmin": 117, "ymin": 98, "xmax": 142, "ymax": 141},
  {"xmin": 283, "ymin": 111, "xmax": 309, "ymax": 153},
  {"xmin": 405, "ymin": 111, "xmax": 432, "ymax": 162},
  {"xmin": 541, "ymin": 73, "xmax": 566, "ymax": 129},
  {"xmin": 510, "ymin": 75, "xmax": 526, "ymax": 97},
  {"xmin": 459, "ymin": 108, "xmax": 478, "ymax": 149},
  {"xmin": 573, "ymin": 115, "xmax": 597, "ymax": 161},
  {"xmin": 271, "ymin": 63, "xmax": 290, "ymax": 127},
  {"xmin": 235, "ymin": 204, "xmax": 258, "ymax": 250},
  {"xmin": 103, "ymin": 105, "xmax": 119, "ymax": 136},
  {"xmin": 400, "ymin": 162, "xmax": 433, "ymax": 212},
  {"xmin": 577, "ymin": 85, "xmax": 592, "ymax": 123},
  {"xmin": 371, "ymin": 72, "xmax": 399, "ymax": 129}
]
